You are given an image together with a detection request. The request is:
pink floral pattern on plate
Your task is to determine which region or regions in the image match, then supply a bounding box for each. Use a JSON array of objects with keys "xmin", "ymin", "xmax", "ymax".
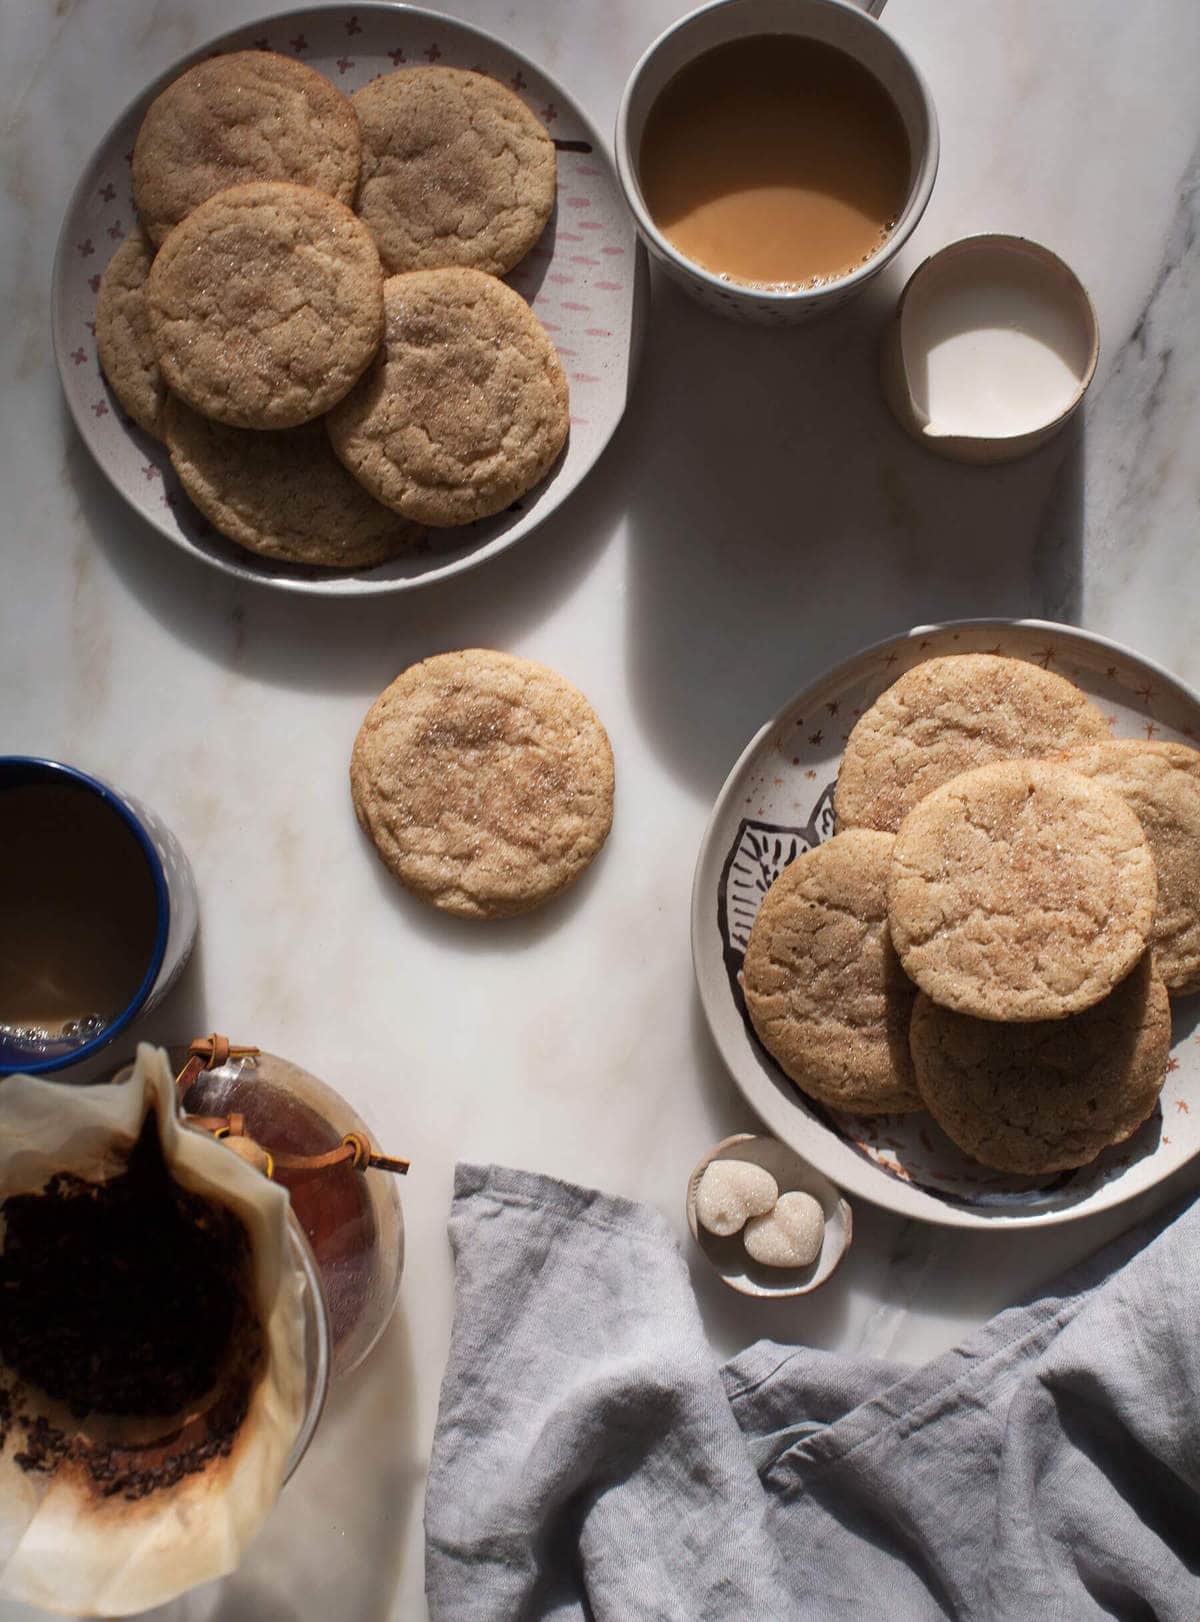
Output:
[{"xmin": 52, "ymin": 5, "xmax": 646, "ymax": 597}]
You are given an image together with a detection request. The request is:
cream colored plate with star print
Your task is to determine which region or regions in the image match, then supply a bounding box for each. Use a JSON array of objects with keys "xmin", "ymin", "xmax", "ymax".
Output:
[
  {"xmin": 52, "ymin": 4, "xmax": 646, "ymax": 596},
  {"xmin": 693, "ymin": 618, "xmax": 1200, "ymax": 1231}
]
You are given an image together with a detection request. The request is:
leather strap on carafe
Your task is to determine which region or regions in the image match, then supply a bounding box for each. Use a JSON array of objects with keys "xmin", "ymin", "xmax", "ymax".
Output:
[{"xmin": 173, "ymin": 1035, "xmax": 410, "ymax": 1179}]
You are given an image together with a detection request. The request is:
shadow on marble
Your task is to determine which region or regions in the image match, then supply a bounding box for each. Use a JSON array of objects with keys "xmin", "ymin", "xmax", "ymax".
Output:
[
  {"xmin": 352, "ymin": 798, "xmax": 615, "ymax": 952},
  {"xmin": 128, "ymin": 927, "xmax": 212, "ymax": 1053},
  {"xmin": 688, "ymin": 1239, "xmax": 851, "ymax": 1351},
  {"xmin": 688, "ymin": 984, "xmax": 753, "ymax": 1126},
  {"xmin": 621, "ymin": 268, "xmax": 1085, "ymax": 799},
  {"xmin": 63, "ymin": 394, "xmax": 632, "ymax": 698}
]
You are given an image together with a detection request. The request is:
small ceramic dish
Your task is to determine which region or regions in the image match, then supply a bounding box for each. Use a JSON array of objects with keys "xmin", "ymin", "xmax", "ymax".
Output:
[
  {"xmin": 882, "ymin": 234, "xmax": 1099, "ymax": 462},
  {"xmin": 686, "ymin": 1133, "xmax": 853, "ymax": 1298}
]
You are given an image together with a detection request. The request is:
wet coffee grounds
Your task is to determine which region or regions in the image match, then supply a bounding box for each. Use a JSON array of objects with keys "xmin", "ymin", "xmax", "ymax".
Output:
[
  {"xmin": 0, "ymin": 1118, "xmax": 255, "ymax": 1420},
  {"xmin": 12, "ymin": 1415, "xmax": 68, "ymax": 1475},
  {"xmin": 11, "ymin": 1353, "xmax": 257, "ymax": 1500}
]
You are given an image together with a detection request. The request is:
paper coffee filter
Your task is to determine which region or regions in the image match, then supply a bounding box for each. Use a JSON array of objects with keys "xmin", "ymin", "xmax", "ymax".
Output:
[{"xmin": 0, "ymin": 1044, "xmax": 308, "ymax": 1616}]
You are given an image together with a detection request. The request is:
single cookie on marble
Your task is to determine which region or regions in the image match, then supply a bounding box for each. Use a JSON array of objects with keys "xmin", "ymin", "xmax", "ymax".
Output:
[
  {"xmin": 163, "ymin": 396, "xmax": 421, "ymax": 569},
  {"xmin": 835, "ymin": 654, "xmax": 1111, "ymax": 833},
  {"xmin": 742, "ymin": 829, "xmax": 921, "ymax": 1114},
  {"xmin": 95, "ymin": 228, "xmax": 168, "ymax": 440},
  {"xmin": 909, "ymin": 954, "xmax": 1171, "ymax": 1175},
  {"xmin": 350, "ymin": 650, "xmax": 613, "ymax": 918},
  {"xmin": 888, "ymin": 760, "xmax": 1158, "ymax": 1022},
  {"xmin": 132, "ymin": 51, "xmax": 361, "ymax": 246},
  {"xmin": 1057, "ymin": 738, "xmax": 1200, "ymax": 996},
  {"xmin": 146, "ymin": 181, "xmax": 383, "ymax": 429},
  {"xmin": 351, "ymin": 68, "xmax": 555, "ymax": 275},
  {"xmin": 327, "ymin": 268, "xmax": 568, "ymax": 526}
]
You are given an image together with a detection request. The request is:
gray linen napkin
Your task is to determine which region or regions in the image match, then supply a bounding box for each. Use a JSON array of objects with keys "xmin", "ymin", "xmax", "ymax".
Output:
[{"xmin": 426, "ymin": 1164, "xmax": 1200, "ymax": 1621}]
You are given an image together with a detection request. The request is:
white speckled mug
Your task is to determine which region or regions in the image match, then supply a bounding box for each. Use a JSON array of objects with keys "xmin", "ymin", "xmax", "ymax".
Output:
[{"xmin": 615, "ymin": 0, "xmax": 939, "ymax": 324}]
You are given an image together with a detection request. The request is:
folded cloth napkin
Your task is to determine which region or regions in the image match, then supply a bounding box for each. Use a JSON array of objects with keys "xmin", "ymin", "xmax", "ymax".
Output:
[{"xmin": 426, "ymin": 1164, "xmax": 1200, "ymax": 1621}]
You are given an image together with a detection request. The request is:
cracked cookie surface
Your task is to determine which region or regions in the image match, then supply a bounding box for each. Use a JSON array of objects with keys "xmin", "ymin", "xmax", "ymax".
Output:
[
  {"xmin": 909, "ymin": 954, "xmax": 1170, "ymax": 1174},
  {"xmin": 835, "ymin": 654, "xmax": 1111, "ymax": 833},
  {"xmin": 146, "ymin": 181, "xmax": 383, "ymax": 429},
  {"xmin": 351, "ymin": 68, "xmax": 555, "ymax": 275},
  {"xmin": 888, "ymin": 759, "xmax": 1157, "ymax": 1021},
  {"xmin": 1058, "ymin": 738, "xmax": 1200, "ymax": 995},
  {"xmin": 95, "ymin": 228, "xmax": 167, "ymax": 440},
  {"xmin": 326, "ymin": 268, "xmax": 568, "ymax": 526},
  {"xmin": 350, "ymin": 650, "xmax": 613, "ymax": 918},
  {"xmin": 743, "ymin": 829, "xmax": 921, "ymax": 1113},
  {"xmin": 133, "ymin": 51, "xmax": 361, "ymax": 246},
  {"xmin": 164, "ymin": 397, "xmax": 421, "ymax": 569}
]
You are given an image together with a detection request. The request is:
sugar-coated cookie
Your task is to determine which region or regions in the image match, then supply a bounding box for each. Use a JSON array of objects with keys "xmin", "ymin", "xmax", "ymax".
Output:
[
  {"xmin": 147, "ymin": 181, "xmax": 383, "ymax": 429},
  {"xmin": 132, "ymin": 51, "xmax": 361, "ymax": 246},
  {"xmin": 327, "ymin": 268, "xmax": 568, "ymax": 526},
  {"xmin": 95, "ymin": 228, "xmax": 168, "ymax": 440},
  {"xmin": 351, "ymin": 68, "xmax": 555, "ymax": 275},
  {"xmin": 694, "ymin": 1161, "xmax": 778, "ymax": 1238},
  {"xmin": 163, "ymin": 397, "xmax": 421, "ymax": 568},
  {"xmin": 909, "ymin": 954, "xmax": 1170, "ymax": 1175},
  {"xmin": 1058, "ymin": 739, "xmax": 1200, "ymax": 995},
  {"xmin": 350, "ymin": 650, "xmax": 613, "ymax": 918},
  {"xmin": 743, "ymin": 829, "xmax": 921, "ymax": 1114},
  {"xmin": 888, "ymin": 760, "xmax": 1157, "ymax": 1021},
  {"xmin": 835, "ymin": 654, "xmax": 1111, "ymax": 833},
  {"xmin": 743, "ymin": 1191, "xmax": 824, "ymax": 1268}
]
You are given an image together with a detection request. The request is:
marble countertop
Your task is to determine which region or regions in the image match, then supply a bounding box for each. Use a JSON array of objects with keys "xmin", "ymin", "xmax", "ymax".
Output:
[{"xmin": 3, "ymin": 0, "xmax": 1199, "ymax": 1616}]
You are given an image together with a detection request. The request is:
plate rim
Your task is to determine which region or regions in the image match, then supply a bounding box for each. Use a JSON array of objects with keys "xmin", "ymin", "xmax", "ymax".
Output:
[
  {"xmin": 52, "ymin": 0, "xmax": 648, "ymax": 599},
  {"xmin": 691, "ymin": 616, "xmax": 1200, "ymax": 1232}
]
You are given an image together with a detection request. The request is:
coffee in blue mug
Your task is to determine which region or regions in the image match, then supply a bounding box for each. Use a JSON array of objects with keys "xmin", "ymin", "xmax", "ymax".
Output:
[{"xmin": 0, "ymin": 758, "xmax": 197, "ymax": 1075}]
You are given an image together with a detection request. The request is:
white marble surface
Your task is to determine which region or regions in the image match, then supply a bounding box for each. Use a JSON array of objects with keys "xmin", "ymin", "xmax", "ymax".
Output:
[{"xmin": 2, "ymin": 0, "xmax": 1199, "ymax": 1616}]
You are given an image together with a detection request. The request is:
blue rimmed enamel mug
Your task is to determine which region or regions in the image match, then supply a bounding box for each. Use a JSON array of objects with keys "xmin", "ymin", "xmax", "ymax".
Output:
[{"xmin": 0, "ymin": 758, "xmax": 198, "ymax": 1075}]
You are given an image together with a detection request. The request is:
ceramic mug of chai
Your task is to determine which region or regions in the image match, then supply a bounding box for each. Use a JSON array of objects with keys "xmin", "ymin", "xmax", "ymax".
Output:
[
  {"xmin": 0, "ymin": 757, "xmax": 198, "ymax": 1075},
  {"xmin": 615, "ymin": 0, "xmax": 939, "ymax": 324}
]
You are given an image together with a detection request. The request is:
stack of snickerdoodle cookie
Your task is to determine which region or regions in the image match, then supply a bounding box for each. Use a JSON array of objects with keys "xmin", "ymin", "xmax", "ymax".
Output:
[
  {"xmin": 96, "ymin": 52, "xmax": 568, "ymax": 569},
  {"xmin": 744, "ymin": 654, "xmax": 1200, "ymax": 1176}
]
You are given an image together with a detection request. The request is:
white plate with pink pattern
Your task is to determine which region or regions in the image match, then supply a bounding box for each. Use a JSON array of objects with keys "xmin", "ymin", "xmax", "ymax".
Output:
[
  {"xmin": 52, "ymin": 4, "xmax": 647, "ymax": 596},
  {"xmin": 693, "ymin": 620, "xmax": 1200, "ymax": 1231}
]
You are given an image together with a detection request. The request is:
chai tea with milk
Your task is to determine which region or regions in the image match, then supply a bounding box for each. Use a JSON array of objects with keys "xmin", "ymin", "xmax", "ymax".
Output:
[{"xmin": 639, "ymin": 35, "xmax": 911, "ymax": 288}]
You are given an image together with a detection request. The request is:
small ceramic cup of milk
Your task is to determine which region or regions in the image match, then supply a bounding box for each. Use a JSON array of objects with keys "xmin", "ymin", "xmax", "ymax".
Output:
[
  {"xmin": 615, "ymin": 0, "xmax": 938, "ymax": 323},
  {"xmin": 881, "ymin": 234, "xmax": 1099, "ymax": 460},
  {"xmin": 0, "ymin": 757, "xmax": 198, "ymax": 1075}
]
